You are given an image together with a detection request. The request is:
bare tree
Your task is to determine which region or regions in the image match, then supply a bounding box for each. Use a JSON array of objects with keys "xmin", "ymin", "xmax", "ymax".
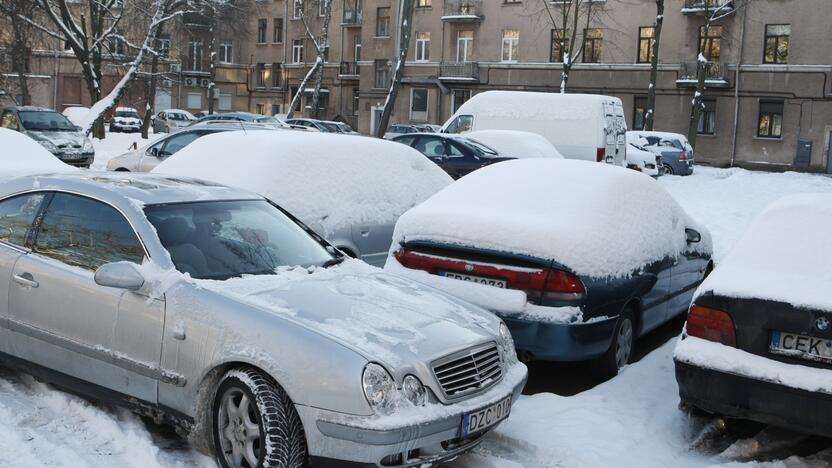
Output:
[
  {"xmin": 644, "ymin": 0, "xmax": 664, "ymax": 131},
  {"xmin": 286, "ymin": 0, "xmax": 332, "ymax": 119},
  {"xmin": 540, "ymin": 0, "xmax": 598, "ymax": 93},
  {"xmin": 374, "ymin": 0, "xmax": 415, "ymax": 138},
  {"xmin": 310, "ymin": 0, "xmax": 332, "ymax": 119},
  {"xmin": 0, "ymin": 0, "xmax": 39, "ymax": 105}
]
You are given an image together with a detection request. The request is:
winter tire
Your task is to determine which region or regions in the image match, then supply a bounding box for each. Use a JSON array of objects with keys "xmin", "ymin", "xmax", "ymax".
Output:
[
  {"xmin": 212, "ymin": 367, "xmax": 307, "ymax": 468},
  {"xmin": 595, "ymin": 308, "xmax": 635, "ymax": 379},
  {"xmin": 663, "ymin": 164, "xmax": 674, "ymax": 175}
]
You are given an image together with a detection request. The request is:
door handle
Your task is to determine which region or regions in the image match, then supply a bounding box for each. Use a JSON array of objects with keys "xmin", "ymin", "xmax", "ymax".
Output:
[{"xmin": 13, "ymin": 273, "xmax": 39, "ymax": 288}]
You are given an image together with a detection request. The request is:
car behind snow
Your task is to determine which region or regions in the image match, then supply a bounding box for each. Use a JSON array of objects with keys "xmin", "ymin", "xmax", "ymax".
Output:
[
  {"xmin": 675, "ymin": 194, "xmax": 832, "ymax": 437},
  {"xmin": 109, "ymin": 107, "xmax": 143, "ymax": 133},
  {"xmin": 0, "ymin": 106, "xmax": 95, "ymax": 167},
  {"xmin": 387, "ymin": 159, "xmax": 712, "ymax": 376},
  {"xmin": 153, "ymin": 109, "xmax": 196, "ymax": 133},
  {"xmin": 392, "ymin": 133, "xmax": 516, "ymax": 179},
  {"xmin": 0, "ymin": 171, "xmax": 526, "ymax": 468},
  {"xmin": 627, "ymin": 130, "xmax": 694, "ymax": 176}
]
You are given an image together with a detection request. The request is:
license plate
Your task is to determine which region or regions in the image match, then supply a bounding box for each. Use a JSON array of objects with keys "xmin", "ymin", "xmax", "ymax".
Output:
[
  {"xmin": 769, "ymin": 331, "xmax": 832, "ymax": 364},
  {"xmin": 461, "ymin": 396, "xmax": 511, "ymax": 436},
  {"xmin": 439, "ymin": 271, "xmax": 506, "ymax": 288},
  {"xmin": 62, "ymin": 152, "xmax": 82, "ymax": 160}
]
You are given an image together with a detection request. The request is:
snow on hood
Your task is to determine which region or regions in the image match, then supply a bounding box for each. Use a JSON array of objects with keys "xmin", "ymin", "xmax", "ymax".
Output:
[
  {"xmin": 152, "ymin": 131, "xmax": 452, "ymax": 235},
  {"xmin": 466, "ymin": 130, "xmax": 564, "ymax": 159},
  {"xmin": 626, "ymin": 144, "xmax": 657, "ymax": 166},
  {"xmin": 392, "ymin": 159, "xmax": 712, "ymax": 279},
  {"xmin": 695, "ymin": 193, "xmax": 832, "ymax": 312},
  {"xmin": 194, "ymin": 259, "xmax": 499, "ymax": 367},
  {"xmin": 28, "ymin": 129, "xmax": 87, "ymax": 147},
  {"xmin": 0, "ymin": 128, "xmax": 79, "ymax": 178}
]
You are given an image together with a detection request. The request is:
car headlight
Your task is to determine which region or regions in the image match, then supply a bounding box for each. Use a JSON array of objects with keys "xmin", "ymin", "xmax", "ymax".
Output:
[
  {"xmin": 82, "ymin": 139, "xmax": 94, "ymax": 152},
  {"xmin": 37, "ymin": 140, "xmax": 58, "ymax": 153},
  {"xmin": 362, "ymin": 363, "xmax": 394, "ymax": 412},
  {"xmin": 401, "ymin": 375, "xmax": 426, "ymax": 407},
  {"xmin": 498, "ymin": 322, "xmax": 518, "ymax": 364}
]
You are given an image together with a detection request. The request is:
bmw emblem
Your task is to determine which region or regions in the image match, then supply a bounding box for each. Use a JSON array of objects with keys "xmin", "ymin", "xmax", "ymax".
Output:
[
  {"xmin": 465, "ymin": 264, "xmax": 474, "ymax": 272},
  {"xmin": 816, "ymin": 317, "xmax": 830, "ymax": 332}
]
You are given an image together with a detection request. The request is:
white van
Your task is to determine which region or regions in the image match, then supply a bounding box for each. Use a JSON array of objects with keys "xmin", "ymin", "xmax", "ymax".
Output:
[{"xmin": 441, "ymin": 91, "xmax": 627, "ymax": 166}]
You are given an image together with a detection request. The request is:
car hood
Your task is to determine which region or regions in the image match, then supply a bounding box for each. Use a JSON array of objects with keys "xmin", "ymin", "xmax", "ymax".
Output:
[
  {"xmin": 28, "ymin": 130, "xmax": 86, "ymax": 147},
  {"xmin": 114, "ymin": 117, "xmax": 142, "ymax": 125},
  {"xmin": 195, "ymin": 260, "xmax": 501, "ymax": 368}
]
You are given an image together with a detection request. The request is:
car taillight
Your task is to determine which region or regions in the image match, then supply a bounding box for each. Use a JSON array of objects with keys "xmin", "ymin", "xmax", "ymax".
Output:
[
  {"xmin": 596, "ymin": 147, "xmax": 606, "ymax": 162},
  {"xmin": 678, "ymin": 151, "xmax": 688, "ymax": 161},
  {"xmin": 686, "ymin": 305, "xmax": 736, "ymax": 347},
  {"xmin": 626, "ymin": 163, "xmax": 642, "ymax": 172},
  {"xmin": 542, "ymin": 269, "xmax": 585, "ymax": 301}
]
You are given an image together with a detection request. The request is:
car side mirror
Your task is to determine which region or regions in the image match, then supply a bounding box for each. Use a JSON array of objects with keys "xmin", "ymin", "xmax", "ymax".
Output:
[
  {"xmin": 148, "ymin": 147, "xmax": 158, "ymax": 156},
  {"xmin": 158, "ymin": 150, "xmax": 173, "ymax": 158},
  {"xmin": 94, "ymin": 261, "xmax": 145, "ymax": 291},
  {"xmin": 74, "ymin": 125, "xmax": 82, "ymax": 131},
  {"xmin": 685, "ymin": 228, "xmax": 701, "ymax": 244}
]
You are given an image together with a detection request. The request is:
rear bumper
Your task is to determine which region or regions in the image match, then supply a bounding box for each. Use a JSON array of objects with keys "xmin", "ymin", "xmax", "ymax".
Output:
[
  {"xmin": 499, "ymin": 313, "xmax": 617, "ymax": 362},
  {"xmin": 675, "ymin": 360, "xmax": 832, "ymax": 438}
]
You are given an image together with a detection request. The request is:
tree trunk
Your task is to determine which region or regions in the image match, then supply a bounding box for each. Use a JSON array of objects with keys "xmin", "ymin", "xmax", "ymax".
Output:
[
  {"xmin": 207, "ymin": 19, "xmax": 217, "ymax": 114},
  {"xmin": 644, "ymin": 0, "xmax": 664, "ymax": 131},
  {"xmin": 687, "ymin": 23, "xmax": 710, "ymax": 150},
  {"xmin": 311, "ymin": 0, "xmax": 333, "ymax": 119},
  {"xmin": 142, "ymin": 47, "xmax": 160, "ymax": 138},
  {"xmin": 374, "ymin": 0, "xmax": 415, "ymax": 138},
  {"xmin": 286, "ymin": 57, "xmax": 322, "ymax": 119}
]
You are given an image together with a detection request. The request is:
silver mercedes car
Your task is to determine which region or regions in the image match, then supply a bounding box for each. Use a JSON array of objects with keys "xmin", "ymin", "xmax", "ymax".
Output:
[{"xmin": 0, "ymin": 172, "xmax": 526, "ymax": 468}]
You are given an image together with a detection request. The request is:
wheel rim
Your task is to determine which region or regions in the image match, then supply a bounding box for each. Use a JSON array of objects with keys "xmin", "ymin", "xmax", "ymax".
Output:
[
  {"xmin": 664, "ymin": 165, "xmax": 674, "ymax": 175},
  {"xmin": 615, "ymin": 318, "xmax": 634, "ymax": 369},
  {"xmin": 218, "ymin": 387, "xmax": 263, "ymax": 468}
]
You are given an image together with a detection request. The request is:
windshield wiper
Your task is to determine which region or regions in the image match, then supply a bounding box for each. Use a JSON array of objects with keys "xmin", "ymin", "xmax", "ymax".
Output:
[{"xmin": 320, "ymin": 256, "xmax": 345, "ymax": 268}]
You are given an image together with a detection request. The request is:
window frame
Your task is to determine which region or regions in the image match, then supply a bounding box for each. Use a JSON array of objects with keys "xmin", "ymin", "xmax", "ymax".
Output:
[
  {"xmin": 415, "ymin": 32, "xmax": 430, "ymax": 62},
  {"xmin": 699, "ymin": 25, "xmax": 722, "ymax": 62},
  {"xmin": 763, "ymin": 23, "xmax": 790, "ymax": 64},
  {"xmin": 549, "ymin": 29, "xmax": 569, "ymax": 63},
  {"xmin": 697, "ymin": 98, "xmax": 717, "ymax": 135},
  {"xmin": 501, "ymin": 30, "xmax": 519, "ymax": 63},
  {"xmin": 257, "ymin": 18, "xmax": 268, "ymax": 44},
  {"xmin": 219, "ymin": 41, "xmax": 233, "ymax": 64},
  {"xmin": 757, "ymin": 100, "xmax": 784, "ymax": 139},
  {"xmin": 376, "ymin": 7, "xmax": 390, "ymax": 37},
  {"xmin": 292, "ymin": 39, "xmax": 305, "ymax": 63},
  {"xmin": 632, "ymin": 95, "xmax": 647, "ymax": 131},
  {"xmin": 273, "ymin": 17, "xmax": 284, "ymax": 44},
  {"xmin": 637, "ymin": 26, "xmax": 654, "ymax": 64},
  {"xmin": 582, "ymin": 28, "xmax": 603, "ymax": 63}
]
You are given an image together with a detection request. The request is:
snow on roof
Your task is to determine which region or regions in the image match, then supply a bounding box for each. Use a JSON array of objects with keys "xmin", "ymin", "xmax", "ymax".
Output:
[
  {"xmin": 152, "ymin": 131, "xmax": 453, "ymax": 235},
  {"xmin": 465, "ymin": 130, "xmax": 564, "ymax": 159},
  {"xmin": 0, "ymin": 128, "xmax": 79, "ymax": 178},
  {"xmin": 115, "ymin": 107, "xmax": 138, "ymax": 112},
  {"xmin": 695, "ymin": 193, "xmax": 832, "ymax": 312},
  {"xmin": 627, "ymin": 130, "xmax": 689, "ymax": 144},
  {"xmin": 393, "ymin": 159, "xmax": 711, "ymax": 278},
  {"xmin": 448, "ymin": 91, "xmax": 616, "ymax": 122}
]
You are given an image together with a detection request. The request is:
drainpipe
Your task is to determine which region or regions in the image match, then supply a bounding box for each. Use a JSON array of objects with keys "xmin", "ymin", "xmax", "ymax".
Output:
[
  {"xmin": 729, "ymin": 2, "xmax": 749, "ymax": 167},
  {"xmin": 53, "ymin": 42, "xmax": 59, "ymax": 108}
]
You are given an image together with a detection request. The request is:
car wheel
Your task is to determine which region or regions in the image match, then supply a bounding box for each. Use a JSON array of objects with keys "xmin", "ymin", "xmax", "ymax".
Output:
[
  {"xmin": 663, "ymin": 164, "xmax": 674, "ymax": 175},
  {"xmin": 596, "ymin": 308, "xmax": 635, "ymax": 379},
  {"xmin": 212, "ymin": 368, "xmax": 307, "ymax": 468}
]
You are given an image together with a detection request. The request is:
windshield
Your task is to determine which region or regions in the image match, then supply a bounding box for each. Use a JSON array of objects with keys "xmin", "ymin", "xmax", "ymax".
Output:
[
  {"xmin": 115, "ymin": 110, "xmax": 140, "ymax": 118},
  {"xmin": 19, "ymin": 111, "xmax": 76, "ymax": 131},
  {"xmin": 321, "ymin": 122, "xmax": 341, "ymax": 132},
  {"xmin": 145, "ymin": 200, "xmax": 335, "ymax": 280},
  {"xmin": 462, "ymin": 138, "xmax": 498, "ymax": 156}
]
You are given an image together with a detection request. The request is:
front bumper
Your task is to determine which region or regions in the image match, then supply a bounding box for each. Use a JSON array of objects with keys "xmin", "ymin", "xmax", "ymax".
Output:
[
  {"xmin": 299, "ymin": 363, "xmax": 527, "ymax": 467},
  {"xmin": 500, "ymin": 313, "xmax": 617, "ymax": 362},
  {"xmin": 55, "ymin": 152, "xmax": 94, "ymax": 167},
  {"xmin": 675, "ymin": 359, "xmax": 832, "ymax": 438}
]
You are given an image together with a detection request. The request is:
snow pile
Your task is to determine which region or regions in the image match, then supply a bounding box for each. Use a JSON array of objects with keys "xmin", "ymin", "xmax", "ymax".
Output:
[
  {"xmin": 465, "ymin": 130, "xmax": 564, "ymax": 159},
  {"xmin": 694, "ymin": 194, "xmax": 832, "ymax": 312},
  {"xmin": 153, "ymin": 131, "xmax": 452, "ymax": 236},
  {"xmin": 61, "ymin": 106, "xmax": 90, "ymax": 126},
  {"xmin": 0, "ymin": 128, "xmax": 79, "ymax": 177},
  {"xmin": 391, "ymin": 159, "xmax": 711, "ymax": 279}
]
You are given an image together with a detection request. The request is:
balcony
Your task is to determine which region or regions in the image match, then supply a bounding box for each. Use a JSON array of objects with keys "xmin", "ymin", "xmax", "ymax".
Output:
[
  {"xmin": 676, "ymin": 61, "xmax": 730, "ymax": 88},
  {"xmin": 442, "ymin": 0, "xmax": 483, "ymax": 22},
  {"xmin": 342, "ymin": 9, "xmax": 362, "ymax": 27},
  {"xmin": 681, "ymin": 0, "xmax": 736, "ymax": 16},
  {"xmin": 439, "ymin": 62, "xmax": 480, "ymax": 81},
  {"xmin": 339, "ymin": 61, "xmax": 360, "ymax": 79}
]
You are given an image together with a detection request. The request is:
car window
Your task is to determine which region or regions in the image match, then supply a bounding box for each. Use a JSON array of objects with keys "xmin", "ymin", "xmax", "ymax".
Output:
[
  {"xmin": 0, "ymin": 193, "xmax": 47, "ymax": 246},
  {"xmin": 115, "ymin": 109, "xmax": 140, "ymax": 119},
  {"xmin": 446, "ymin": 141, "xmax": 465, "ymax": 158},
  {"xmin": 161, "ymin": 131, "xmax": 203, "ymax": 156},
  {"xmin": 19, "ymin": 111, "xmax": 76, "ymax": 131},
  {"xmin": 1, "ymin": 111, "xmax": 20, "ymax": 130},
  {"xmin": 414, "ymin": 136, "xmax": 446, "ymax": 158},
  {"xmin": 34, "ymin": 193, "xmax": 144, "ymax": 270},
  {"xmin": 444, "ymin": 115, "xmax": 473, "ymax": 134},
  {"xmin": 395, "ymin": 135, "xmax": 416, "ymax": 146},
  {"xmin": 462, "ymin": 138, "xmax": 498, "ymax": 157}
]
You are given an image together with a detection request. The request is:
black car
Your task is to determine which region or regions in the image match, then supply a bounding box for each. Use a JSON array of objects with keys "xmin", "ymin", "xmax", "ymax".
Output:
[
  {"xmin": 392, "ymin": 133, "xmax": 515, "ymax": 179},
  {"xmin": 675, "ymin": 194, "xmax": 832, "ymax": 437}
]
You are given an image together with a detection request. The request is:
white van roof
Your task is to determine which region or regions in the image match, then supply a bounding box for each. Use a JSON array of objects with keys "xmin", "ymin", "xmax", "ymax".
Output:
[{"xmin": 449, "ymin": 91, "xmax": 621, "ymax": 121}]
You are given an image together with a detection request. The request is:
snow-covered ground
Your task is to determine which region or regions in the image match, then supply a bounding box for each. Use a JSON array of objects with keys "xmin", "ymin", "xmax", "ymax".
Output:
[
  {"xmin": 90, "ymin": 131, "xmax": 164, "ymax": 170},
  {"xmin": 1, "ymin": 162, "xmax": 831, "ymax": 467}
]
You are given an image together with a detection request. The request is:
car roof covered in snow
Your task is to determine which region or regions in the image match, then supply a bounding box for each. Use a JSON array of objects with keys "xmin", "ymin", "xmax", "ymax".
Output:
[
  {"xmin": 392, "ymin": 158, "xmax": 711, "ymax": 278},
  {"xmin": 627, "ymin": 130, "xmax": 689, "ymax": 143},
  {"xmin": 445, "ymin": 91, "xmax": 619, "ymax": 123},
  {"xmin": 465, "ymin": 130, "xmax": 564, "ymax": 159},
  {"xmin": 0, "ymin": 127, "xmax": 79, "ymax": 179},
  {"xmin": 695, "ymin": 193, "xmax": 832, "ymax": 312}
]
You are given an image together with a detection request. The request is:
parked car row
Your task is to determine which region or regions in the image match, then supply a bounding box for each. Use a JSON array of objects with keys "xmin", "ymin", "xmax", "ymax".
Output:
[{"xmin": 1, "ymin": 106, "xmax": 95, "ymax": 167}]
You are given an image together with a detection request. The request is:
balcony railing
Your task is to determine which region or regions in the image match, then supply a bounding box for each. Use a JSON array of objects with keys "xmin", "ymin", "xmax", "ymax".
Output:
[
  {"xmin": 676, "ymin": 61, "xmax": 730, "ymax": 88},
  {"xmin": 681, "ymin": 0, "xmax": 735, "ymax": 15},
  {"xmin": 439, "ymin": 62, "xmax": 480, "ymax": 81},
  {"xmin": 342, "ymin": 9, "xmax": 363, "ymax": 26},
  {"xmin": 442, "ymin": 0, "xmax": 483, "ymax": 21},
  {"xmin": 339, "ymin": 61, "xmax": 360, "ymax": 78}
]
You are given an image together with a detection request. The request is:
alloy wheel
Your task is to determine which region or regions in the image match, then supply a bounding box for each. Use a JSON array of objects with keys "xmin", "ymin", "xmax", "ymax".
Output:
[
  {"xmin": 615, "ymin": 317, "xmax": 634, "ymax": 369},
  {"xmin": 217, "ymin": 387, "xmax": 263, "ymax": 468}
]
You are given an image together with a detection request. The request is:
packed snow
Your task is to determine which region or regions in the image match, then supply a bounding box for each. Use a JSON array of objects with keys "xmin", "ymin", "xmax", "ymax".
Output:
[
  {"xmin": 152, "ymin": 131, "xmax": 452, "ymax": 236},
  {"xmin": 61, "ymin": 106, "xmax": 91, "ymax": 126},
  {"xmin": 91, "ymin": 131, "xmax": 164, "ymax": 170},
  {"xmin": 0, "ymin": 127, "xmax": 79, "ymax": 177},
  {"xmin": 465, "ymin": 130, "xmax": 564, "ymax": 159}
]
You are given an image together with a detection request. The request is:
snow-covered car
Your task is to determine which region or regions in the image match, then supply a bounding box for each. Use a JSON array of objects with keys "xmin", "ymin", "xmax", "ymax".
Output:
[
  {"xmin": 285, "ymin": 118, "xmax": 342, "ymax": 133},
  {"xmin": 109, "ymin": 107, "xmax": 142, "ymax": 133},
  {"xmin": 194, "ymin": 112, "xmax": 289, "ymax": 129},
  {"xmin": 465, "ymin": 130, "xmax": 565, "ymax": 160},
  {"xmin": 383, "ymin": 124, "xmax": 421, "ymax": 140},
  {"xmin": 625, "ymin": 142, "xmax": 662, "ymax": 177},
  {"xmin": 61, "ymin": 106, "xmax": 90, "ymax": 126},
  {"xmin": 627, "ymin": 130, "xmax": 694, "ymax": 176},
  {"xmin": 392, "ymin": 133, "xmax": 516, "ymax": 179},
  {"xmin": 0, "ymin": 127, "xmax": 80, "ymax": 177},
  {"xmin": 106, "ymin": 122, "xmax": 277, "ymax": 172},
  {"xmin": 0, "ymin": 106, "xmax": 95, "ymax": 167},
  {"xmin": 387, "ymin": 159, "xmax": 713, "ymax": 376},
  {"xmin": 153, "ymin": 131, "xmax": 452, "ymax": 266},
  {"xmin": 153, "ymin": 108, "xmax": 196, "ymax": 133},
  {"xmin": 675, "ymin": 194, "xmax": 832, "ymax": 437},
  {"xmin": 0, "ymin": 171, "xmax": 526, "ymax": 468}
]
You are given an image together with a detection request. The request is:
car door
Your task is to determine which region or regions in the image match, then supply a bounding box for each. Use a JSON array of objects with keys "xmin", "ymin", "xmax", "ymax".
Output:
[
  {"xmin": 7, "ymin": 192, "xmax": 164, "ymax": 402},
  {"xmin": 668, "ymin": 229, "xmax": 710, "ymax": 318},
  {"xmin": 139, "ymin": 130, "xmax": 208, "ymax": 172},
  {"xmin": 413, "ymin": 135, "xmax": 449, "ymax": 171},
  {"xmin": 637, "ymin": 258, "xmax": 673, "ymax": 333},
  {"xmin": 442, "ymin": 140, "xmax": 480, "ymax": 178}
]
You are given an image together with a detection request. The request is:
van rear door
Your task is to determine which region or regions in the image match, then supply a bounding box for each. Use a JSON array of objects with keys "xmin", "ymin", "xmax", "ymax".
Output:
[{"xmin": 602, "ymin": 101, "xmax": 627, "ymax": 166}]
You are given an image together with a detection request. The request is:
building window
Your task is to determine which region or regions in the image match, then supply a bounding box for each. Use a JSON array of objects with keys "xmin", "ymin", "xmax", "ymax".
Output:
[
  {"xmin": 376, "ymin": 7, "xmax": 390, "ymax": 37},
  {"xmin": 501, "ymin": 30, "xmax": 519, "ymax": 63},
  {"xmin": 218, "ymin": 93, "xmax": 232, "ymax": 111},
  {"xmin": 583, "ymin": 28, "xmax": 603, "ymax": 63},
  {"xmin": 452, "ymin": 89, "xmax": 471, "ymax": 113},
  {"xmin": 632, "ymin": 96, "xmax": 647, "ymax": 131},
  {"xmin": 158, "ymin": 36, "xmax": 171, "ymax": 59},
  {"xmin": 417, "ymin": 0, "xmax": 431, "ymax": 7},
  {"xmin": 354, "ymin": 34, "xmax": 362, "ymax": 61},
  {"xmin": 697, "ymin": 98, "xmax": 716, "ymax": 135},
  {"xmin": 273, "ymin": 18, "xmax": 284, "ymax": 43},
  {"xmin": 256, "ymin": 103, "xmax": 265, "ymax": 114},
  {"xmin": 318, "ymin": 0, "xmax": 328, "ymax": 16},
  {"xmin": 763, "ymin": 24, "xmax": 790, "ymax": 64},
  {"xmin": 352, "ymin": 88, "xmax": 360, "ymax": 116},
  {"xmin": 256, "ymin": 63, "xmax": 266, "ymax": 88},
  {"xmin": 219, "ymin": 41, "xmax": 233, "ymax": 63},
  {"xmin": 257, "ymin": 19, "xmax": 267, "ymax": 43},
  {"xmin": 293, "ymin": 0, "xmax": 304, "ymax": 19},
  {"xmin": 272, "ymin": 63, "xmax": 281, "ymax": 88},
  {"xmin": 549, "ymin": 29, "xmax": 568, "ymax": 63},
  {"xmin": 410, "ymin": 88, "xmax": 428, "ymax": 121},
  {"xmin": 637, "ymin": 26, "xmax": 654, "ymax": 64},
  {"xmin": 374, "ymin": 59, "xmax": 390, "ymax": 88},
  {"xmin": 415, "ymin": 32, "xmax": 430, "ymax": 62},
  {"xmin": 292, "ymin": 39, "xmax": 304, "ymax": 63},
  {"xmin": 757, "ymin": 100, "xmax": 783, "ymax": 138},
  {"xmin": 699, "ymin": 25, "xmax": 722, "ymax": 61},
  {"xmin": 188, "ymin": 40, "xmax": 203, "ymax": 71},
  {"xmin": 271, "ymin": 103, "xmax": 280, "ymax": 115},
  {"xmin": 187, "ymin": 92, "xmax": 202, "ymax": 109},
  {"xmin": 457, "ymin": 31, "xmax": 473, "ymax": 63}
]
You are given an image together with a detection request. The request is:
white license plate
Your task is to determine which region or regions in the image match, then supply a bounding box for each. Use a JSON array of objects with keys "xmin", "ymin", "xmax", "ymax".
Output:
[
  {"xmin": 439, "ymin": 271, "xmax": 506, "ymax": 288},
  {"xmin": 769, "ymin": 331, "xmax": 832, "ymax": 364},
  {"xmin": 62, "ymin": 152, "xmax": 82, "ymax": 160},
  {"xmin": 461, "ymin": 396, "xmax": 511, "ymax": 436}
]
